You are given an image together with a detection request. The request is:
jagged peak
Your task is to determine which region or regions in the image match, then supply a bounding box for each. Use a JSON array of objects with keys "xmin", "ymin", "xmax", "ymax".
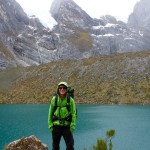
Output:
[{"xmin": 50, "ymin": 0, "xmax": 72, "ymax": 19}]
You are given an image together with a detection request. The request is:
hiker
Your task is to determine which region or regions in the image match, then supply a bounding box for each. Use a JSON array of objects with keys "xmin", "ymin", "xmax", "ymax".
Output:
[{"xmin": 48, "ymin": 82, "xmax": 77, "ymax": 150}]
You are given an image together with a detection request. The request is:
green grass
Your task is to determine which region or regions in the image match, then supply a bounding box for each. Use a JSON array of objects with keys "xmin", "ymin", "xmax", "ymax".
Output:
[{"xmin": 68, "ymin": 29, "xmax": 92, "ymax": 52}]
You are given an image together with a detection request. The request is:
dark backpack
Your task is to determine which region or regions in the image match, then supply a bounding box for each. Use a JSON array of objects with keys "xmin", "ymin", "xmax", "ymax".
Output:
[{"xmin": 67, "ymin": 86, "xmax": 74, "ymax": 99}]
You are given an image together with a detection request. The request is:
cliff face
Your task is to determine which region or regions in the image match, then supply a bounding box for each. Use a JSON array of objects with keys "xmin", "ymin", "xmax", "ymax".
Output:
[
  {"xmin": 0, "ymin": 0, "xmax": 29, "ymax": 67},
  {"xmin": 127, "ymin": 0, "xmax": 150, "ymax": 47},
  {"xmin": 0, "ymin": 0, "xmax": 58, "ymax": 68},
  {"xmin": 0, "ymin": 0, "xmax": 150, "ymax": 69},
  {"xmin": 50, "ymin": 0, "xmax": 150, "ymax": 59},
  {"xmin": 128, "ymin": 0, "xmax": 150, "ymax": 30}
]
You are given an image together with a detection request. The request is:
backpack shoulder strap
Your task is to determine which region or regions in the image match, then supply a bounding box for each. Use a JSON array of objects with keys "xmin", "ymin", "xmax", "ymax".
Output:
[
  {"xmin": 66, "ymin": 96, "xmax": 71, "ymax": 112},
  {"xmin": 53, "ymin": 94, "xmax": 58, "ymax": 113},
  {"xmin": 67, "ymin": 95, "xmax": 70, "ymax": 103}
]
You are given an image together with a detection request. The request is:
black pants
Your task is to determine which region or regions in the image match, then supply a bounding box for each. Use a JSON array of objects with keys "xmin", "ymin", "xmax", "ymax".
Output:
[{"xmin": 52, "ymin": 125, "xmax": 74, "ymax": 150}]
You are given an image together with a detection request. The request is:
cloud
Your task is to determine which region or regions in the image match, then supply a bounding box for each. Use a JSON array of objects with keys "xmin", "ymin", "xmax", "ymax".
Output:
[
  {"xmin": 74, "ymin": 0, "xmax": 140, "ymax": 22},
  {"xmin": 16, "ymin": 0, "xmax": 56, "ymax": 29},
  {"xmin": 16, "ymin": 0, "xmax": 139, "ymax": 28}
]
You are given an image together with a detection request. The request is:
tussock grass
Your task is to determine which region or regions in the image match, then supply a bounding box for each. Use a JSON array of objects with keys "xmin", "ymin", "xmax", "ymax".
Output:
[{"xmin": 68, "ymin": 29, "xmax": 92, "ymax": 52}]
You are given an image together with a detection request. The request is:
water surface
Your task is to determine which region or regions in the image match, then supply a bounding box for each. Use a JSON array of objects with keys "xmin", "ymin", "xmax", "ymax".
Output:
[{"xmin": 0, "ymin": 104, "xmax": 150, "ymax": 150}]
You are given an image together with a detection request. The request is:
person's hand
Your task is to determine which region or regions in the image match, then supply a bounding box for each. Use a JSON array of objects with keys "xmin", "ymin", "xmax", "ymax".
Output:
[
  {"xmin": 49, "ymin": 125, "xmax": 53, "ymax": 132},
  {"xmin": 70, "ymin": 128, "xmax": 74, "ymax": 133},
  {"xmin": 50, "ymin": 126, "xmax": 53, "ymax": 132}
]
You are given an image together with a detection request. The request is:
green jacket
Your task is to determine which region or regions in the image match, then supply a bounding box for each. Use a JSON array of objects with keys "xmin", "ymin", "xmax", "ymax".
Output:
[{"xmin": 48, "ymin": 95, "xmax": 76, "ymax": 132}]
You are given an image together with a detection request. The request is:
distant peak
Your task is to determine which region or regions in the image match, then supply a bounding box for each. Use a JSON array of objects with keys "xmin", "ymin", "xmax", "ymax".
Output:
[{"xmin": 50, "ymin": 0, "xmax": 72, "ymax": 18}]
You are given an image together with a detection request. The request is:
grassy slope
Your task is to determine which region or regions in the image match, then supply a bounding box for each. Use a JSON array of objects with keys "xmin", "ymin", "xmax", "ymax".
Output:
[
  {"xmin": 0, "ymin": 41, "xmax": 14, "ymax": 60},
  {"xmin": 0, "ymin": 51, "xmax": 150, "ymax": 104}
]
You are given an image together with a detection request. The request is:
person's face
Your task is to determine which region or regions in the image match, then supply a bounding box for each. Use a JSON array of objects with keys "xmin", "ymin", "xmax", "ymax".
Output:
[{"xmin": 58, "ymin": 86, "xmax": 67, "ymax": 95}]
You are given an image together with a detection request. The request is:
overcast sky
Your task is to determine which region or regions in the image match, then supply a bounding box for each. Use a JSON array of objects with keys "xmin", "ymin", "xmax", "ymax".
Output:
[{"xmin": 16, "ymin": 0, "xmax": 140, "ymax": 28}]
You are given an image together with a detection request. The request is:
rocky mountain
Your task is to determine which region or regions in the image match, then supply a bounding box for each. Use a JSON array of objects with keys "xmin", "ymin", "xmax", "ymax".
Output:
[
  {"xmin": 0, "ymin": 0, "xmax": 150, "ymax": 69},
  {"xmin": 128, "ymin": 0, "xmax": 150, "ymax": 31},
  {"xmin": 50, "ymin": 0, "xmax": 150, "ymax": 59},
  {"xmin": 0, "ymin": 0, "xmax": 58, "ymax": 68},
  {"xmin": 128, "ymin": 0, "xmax": 150, "ymax": 47}
]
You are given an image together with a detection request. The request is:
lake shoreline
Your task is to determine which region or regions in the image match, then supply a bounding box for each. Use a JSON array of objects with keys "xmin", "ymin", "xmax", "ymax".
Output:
[{"xmin": 1, "ymin": 101, "xmax": 150, "ymax": 105}]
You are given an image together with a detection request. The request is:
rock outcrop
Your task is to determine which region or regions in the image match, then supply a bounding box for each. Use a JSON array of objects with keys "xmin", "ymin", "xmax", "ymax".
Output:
[
  {"xmin": 4, "ymin": 135, "xmax": 48, "ymax": 150},
  {"xmin": 128, "ymin": 0, "xmax": 150, "ymax": 31},
  {"xmin": 127, "ymin": 0, "xmax": 150, "ymax": 52},
  {"xmin": 0, "ymin": 0, "xmax": 58, "ymax": 68}
]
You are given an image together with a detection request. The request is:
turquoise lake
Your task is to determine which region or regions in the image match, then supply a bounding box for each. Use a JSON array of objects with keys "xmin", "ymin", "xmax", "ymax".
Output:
[{"xmin": 0, "ymin": 104, "xmax": 150, "ymax": 150}]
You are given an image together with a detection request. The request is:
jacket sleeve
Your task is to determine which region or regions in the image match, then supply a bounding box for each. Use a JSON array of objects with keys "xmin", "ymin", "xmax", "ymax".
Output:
[
  {"xmin": 70, "ymin": 98, "xmax": 77, "ymax": 132},
  {"xmin": 48, "ymin": 97, "xmax": 55, "ymax": 131}
]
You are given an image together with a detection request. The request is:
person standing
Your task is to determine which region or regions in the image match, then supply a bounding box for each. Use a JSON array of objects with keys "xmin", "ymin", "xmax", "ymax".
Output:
[{"xmin": 48, "ymin": 82, "xmax": 76, "ymax": 150}]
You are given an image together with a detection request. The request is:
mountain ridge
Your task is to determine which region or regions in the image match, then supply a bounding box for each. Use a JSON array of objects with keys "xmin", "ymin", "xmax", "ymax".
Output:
[{"xmin": 0, "ymin": 0, "xmax": 150, "ymax": 68}]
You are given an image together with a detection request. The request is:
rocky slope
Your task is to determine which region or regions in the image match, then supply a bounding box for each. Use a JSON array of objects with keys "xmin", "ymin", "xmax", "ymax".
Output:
[
  {"xmin": 0, "ymin": 51, "xmax": 149, "ymax": 104},
  {"xmin": 0, "ymin": 0, "xmax": 150, "ymax": 69}
]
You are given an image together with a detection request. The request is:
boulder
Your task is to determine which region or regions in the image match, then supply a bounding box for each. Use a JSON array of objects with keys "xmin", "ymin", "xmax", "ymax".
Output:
[{"xmin": 4, "ymin": 135, "xmax": 48, "ymax": 150}]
